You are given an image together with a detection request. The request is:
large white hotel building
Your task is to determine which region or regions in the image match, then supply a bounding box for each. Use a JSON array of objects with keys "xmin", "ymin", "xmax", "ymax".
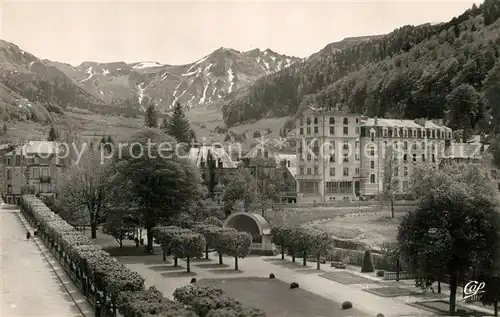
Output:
[{"xmin": 295, "ymin": 110, "xmax": 453, "ymax": 203}]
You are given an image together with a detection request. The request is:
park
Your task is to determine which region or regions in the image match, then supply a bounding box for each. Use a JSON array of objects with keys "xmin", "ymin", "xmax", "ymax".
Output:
[{"xmin": 3, "ymin": 127, "xmax": 500, "ymax": 317}]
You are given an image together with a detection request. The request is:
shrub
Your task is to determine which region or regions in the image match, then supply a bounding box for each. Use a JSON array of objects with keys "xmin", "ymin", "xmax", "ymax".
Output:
[
  {"xmin": 269, "ymin": 273, "xmax": 275, "ymax": 279},
  {"xmin": 289, "ymin": 282, "xmax": 299, "ymax": 289},
  {"xmin": 376, "ymin": 270, "xmax": 385, "ymax": 277},
  {"xmin": 361, "ymin": 250, "xmax": 374, "ymax": 273},
  {"xmin": 376, "ymin": 314, "xmax": 385, "ymax": 317},
  {"xmin": 341, "ymin": 301, "xmax": 352, "ymax": 310},
  {"xmin": 191, "ymin": 278, "xmax": 197, "ymax": 283}
]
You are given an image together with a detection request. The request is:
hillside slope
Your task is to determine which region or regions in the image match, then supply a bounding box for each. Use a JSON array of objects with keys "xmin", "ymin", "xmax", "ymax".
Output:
[{"xmin": 221, "ymin": 1, "xmax": 500, "ymax": 134}]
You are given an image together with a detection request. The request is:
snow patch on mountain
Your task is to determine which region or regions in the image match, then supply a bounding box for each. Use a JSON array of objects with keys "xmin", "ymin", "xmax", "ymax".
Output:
[
  {"xmin": 133, "ymin": 61, "xmax": 163, "ymax": 69},
  {"xmin": 227, "ymin": 68, "xmax": 235, "ymax": 93},
  {"xmin": 80, "ymin": 67, "xmax": 93, "ymax": 83},
  {"xmin": 137, "ymin": 82, "xmax": 145, "ymax": 104}
]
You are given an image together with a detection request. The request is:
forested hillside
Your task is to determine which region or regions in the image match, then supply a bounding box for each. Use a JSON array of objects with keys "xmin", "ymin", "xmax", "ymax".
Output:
[{"xmin": 222, "ymin": 0, "xmax": 500, "ymax": 138}]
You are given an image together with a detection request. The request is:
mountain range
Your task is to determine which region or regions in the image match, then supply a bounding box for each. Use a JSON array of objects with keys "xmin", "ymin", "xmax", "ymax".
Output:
[{"xmin": 0, "ymin": 40, "xmax": 300, "ymax": 122}]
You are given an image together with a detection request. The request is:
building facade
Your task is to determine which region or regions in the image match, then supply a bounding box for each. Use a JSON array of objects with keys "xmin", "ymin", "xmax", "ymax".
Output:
[
  {"xmin": 295, "ymin": 111, "xmax": 453, "ymax": 203},
  {"xmin": 2, "ymin": 141, "xmax": 64, "ymax": 204}
]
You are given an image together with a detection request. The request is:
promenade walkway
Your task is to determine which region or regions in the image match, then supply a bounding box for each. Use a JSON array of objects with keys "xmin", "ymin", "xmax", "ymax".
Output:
[{"xmin": 0, "ymin": 200, "xmax": 92, "ymax": 317}]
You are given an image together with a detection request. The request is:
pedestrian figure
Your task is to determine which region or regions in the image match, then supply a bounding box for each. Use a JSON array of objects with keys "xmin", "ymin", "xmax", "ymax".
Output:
[
  {"xmin": 33, "ymin": 230, "xmax": 38, "ymax": 236},
  {"xmin": 26, "ymin": 231, "xmax": 31, "ymax": 240}
]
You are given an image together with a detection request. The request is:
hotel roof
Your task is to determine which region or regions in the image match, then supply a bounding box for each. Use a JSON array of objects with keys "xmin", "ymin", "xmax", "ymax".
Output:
[{"xmin": 188, "ymin": 145, "xmax": 237, "ymax": 168}]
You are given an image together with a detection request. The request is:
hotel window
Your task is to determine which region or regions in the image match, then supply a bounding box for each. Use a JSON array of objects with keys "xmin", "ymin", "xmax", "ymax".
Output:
[
  {"xmin": 432, "ymin": 130, "xmax": 436, "ymax": 138},
  {"xmin": 395, "ymin": 167, "xmax": 399, "ymax": 176},
  {"xmin": 355, "ymin": 167, "xmax": 360, "ymax": 175},
  {"xmin": 343, "ymin": 154, "xmax": 349, "ymax": 163},
  {"xmin": 329, "ymin": 155, "xmax": 335, "ymax": 163},
  {"xmin": 412, "ymin": 129, "xmax": 417, "ymax": 137},
  {"xmin": 392, "ymin": 127, "xmax": 399, "ymax": 137},
  {"xmin": 403, "ymin": 154, "xmax": 408, "ymax": 163},
  {"xmin": 306, "ymin": 127, "xmax": 311, "ymax": 134},
  {"xmin": 370, "ymin": 161, "xmax": 375, "ymax": 169},
  {"xmin": 356, "ymin": 118, "xmax": 359, "ymax": 123},
  {"xmin": 422, "ymin": 154, "xmax": 426, "ymax": 162},
  {"xmin": 329, "ymin": 126, "xmax": 335, "ymax": 135},
  {"xmin": 384, "ymin": 141, "xmax": 388, "ymax": 147},
  {"xmin": 394, "ymin": 142, "xmax": 398, "ymax": 149},
  {"xmin": 343, "ymin": 127, "xmax": 348, "ymax": 135},
  {"xmin": 412, "ymin": 154, "xmax": 417, "ymax": 162},
  {"xmin": 314, "ymin": 117, "xmax": 318, "ymax": 125},
  {"xmin": 307, "ymin": 154, "xmax": 312, "ymax": 161},
  {"xmin": 432, "ymin": 154, "xmax": 436, "ymax": 163},
  {"xmin": 383, "ymin": 128, "xmax": 388, "ymax": 137},
  {"xmin": 412, "ymin": 142, "xmax": 417, "ymax": 150},
  {"xmin": 329, "ymin": 168, "xmax": 335, "ymax": 176},
  {"xmin": 404, "ymin": 166, "xmax": 408, "ymax": 176},
  {"xmin": 343, "ymin": 167, "xmax": 349, "ymax": 176},
  {"xmin": 403, "ymin": 129, "xmax": 408, "ymax": 137},
  {"xmin": 299, "ymin": 167, "xmax": 304, "ymax": 175},
  {"xmin": 355, "ymin": 153, "xmax": 360, "ymax": 161},
  {"xmin": 343, "ymin": 141, "xmax": 349, "ymax": 150},
  {"xmin": 307, "ymin": 117, "xmax": 311, "ymax": 125},
  {"xmin": 421, "ymin": 141, "xmax": 426, "ymax": 150},
  {"xmin": 7, "ymin": 157, "xmax": 11, "ymax": 166},
  {"xmin": 403, "ymin": 141, "xmax": 408, "ymax": 150},
  {"xmin": 15, "ymin": 155, "xmax": 21, "ymax": 166},
  {"xmin": 299, "ymin": 128, "xmax": 303, "ymax": 135},
  {"xmin": 7, "ymin": 185, "xmax": 12, "ymax": 194},
  {"xmin": 307, "ymin": 168, "xmax": 311, "ymax": 175},
  {"xmin": 314, "ymin": 126, "xmax": 318, "ymax": 134},
  {"xmin": 6, "ymin": 169, "xmax": 11, "ymax": 180},
  {"xmin": 343, "ymin": 118, "xmax": 348, "ymax": 125},
  {"xmin": 300, "ymin": 118, "xmax": 303, "ymax": 126},
  {"xmin": 370, "ymin": 146, "xmax": 375, "ymax": 156},
  {"xmin": 370, "ymin": 131, "xmax": 375, "ymax": 141},
  {"xmin": 355, "ymin": 141, "xmax": 359, "ymax": 148},
  {"xmin": 370, "ymin": 174, "xmax": 376, "ymax": 183},
  {"xmin": 431, "ymin": 143, "xmax": 435, "ymax": 151},
  {"xmin": 329, "ymin": 117, "xmax": 335, "ymax": 124},
  {"xmin": 355, "ymin": 127, "xmax": 360, "ymax": 134},
  {"xmin": 314, "ymin": 167, "xmax": 318, "ymax": 175},
  {"xmin": 422, "ymin": 129, "xmax": 426, "ymax": 138},
  {"xmin": 403, "ymin": 181, "xmax": 409, "ymax": 191}
]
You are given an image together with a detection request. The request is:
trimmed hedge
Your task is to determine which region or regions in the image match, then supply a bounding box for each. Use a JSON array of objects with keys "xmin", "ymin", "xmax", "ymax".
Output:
[
  {"xmin": 19, "ymin": 195, "xmax": 181, "ymax": 317},
  {"xmin": 327, "ymin": 248, "xmax": 398, "ymax": 270}
]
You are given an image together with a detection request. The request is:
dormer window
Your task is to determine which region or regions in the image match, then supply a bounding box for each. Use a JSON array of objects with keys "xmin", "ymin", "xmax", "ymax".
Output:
[
  {"xmin": 441, "ymin": 130, "xmax": 444, "ymax": 139},
  {"xmin": 412, "ymin": 129, "xmax": 417, "ymax": 138},
  {"xmin": 370, "ymin": 128, "xmax": 376, "ymax": 142},
  {"xmin": 343, "ymin": 118, "xmax": 348, "ymax": 125},
  {"xmin": 314, "ymin": 117, "xmax": 318, "ymax": 125},
  {"xmin": 403, "ymin": 128, "xmax": 408, "ymax": 138},
  {"xmin": 422, "ymin": 129, "xmax": 426, "ymax": 138},
  {"xmin": 306, "ymin": 117, "xmax": 311, "ymax": 125},
  {"xmin": 432, "ymin": 130, "xmax": 436, "ymax": 138},
  {"xmin": 392, "ymin": 127, "xmax": 399, "ymax": 137},
  {"xmin": 382, "ymin": 128, "xmax": 388, "ymax": 137}
]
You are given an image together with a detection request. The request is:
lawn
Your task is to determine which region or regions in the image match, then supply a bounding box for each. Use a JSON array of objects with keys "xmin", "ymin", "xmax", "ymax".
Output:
[
  {"xmin": 198, "ymin": 277, "xmax": 364, "ymax": 317},
  {"xmin": 306, "ymin": 211, "xmax": 407, "ymax": 249}
]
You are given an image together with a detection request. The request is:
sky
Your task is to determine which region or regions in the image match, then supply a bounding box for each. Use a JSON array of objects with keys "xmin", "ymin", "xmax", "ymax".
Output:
[{"xmin": 0, "ymin": 1, "xmax": 483, "ymax": 66}]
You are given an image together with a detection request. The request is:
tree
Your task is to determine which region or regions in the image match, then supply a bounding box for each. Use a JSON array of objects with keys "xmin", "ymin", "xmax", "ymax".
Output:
[
  {"xmin": 154, "ymin": 226, "xmax": 192, "ymax": 265},
  {"xmin": 58, "ymin": 149, "xmax": 109, "ymax": 238},
  {"xmin": 213, "ymin": 228, "xmax": 238, "ymax": 266},
  {"xmin": 483, "ymin": 62, "xmax": 500, "ymax": 134},
  {"xmin": 48, "ymin": 126, "xmax": 58, "ymax": 141},
  {"xmin": 310, "ymin": 230, "xmax": 334, "ymax": 270},
  {"xmin": 206, "ymin": 150, "xmax": 217, "ymax": 198},
  {"xmin": 361, "ymin": 250, "xmax": 375, "ymax": 273},
  {"xmin": 221, "ymin": 168, "xmax": 258, "ymax": 217},
  {"xmin": 397, "ymin": 163, "xmax": 500, "ymax": 314},
  {"xmin": 165, "ymin": 102, "xmax": 192, "ymax": 144},
  {"xmin": 109, "ymin": 129, "xmax": 201, "ymax": 252},
  {"xmin": 446, "ymin": 84, "xmax": 483, "ymax": 141},
  {"xmin": 381, "ymin": 146, "xmax": 398, "ymax": 218},
  {"xmin": 145, "ymin": 102, "xmax": 158, "ymax": 128},
  {"xmin": 192, "ymin": 224, "xmax": 220, "ymax": 260},
  {"xmin": 216, "ymin": 230, "xmax": 252, "ymax": 270},
  {"xmin": 102, "ymin": 189, "xmax": 140, "ymax": 247},
  {"xmin": 270, "ymin": 225, "xmax": 291, "ymax": 260},
  {"xmin": 170, "ymin": 232, "xmax": 205, "ymax": 272},
  {"xmin": 160, "ymin": 117, "xmax": 169, "ymax": 130}
]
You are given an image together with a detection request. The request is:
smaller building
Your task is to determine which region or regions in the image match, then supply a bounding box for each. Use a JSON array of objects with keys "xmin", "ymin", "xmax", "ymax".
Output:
[
  {"xmin": 3, "ymin": 141, "xmax": 64, "ymax": 204},
  {"xmin": 188, "ymin": 145, "xmax": 237, "ymax": 189},
  {"xmin": 223, "ymin": 211, "xmax": 274, "ymax": 255}
]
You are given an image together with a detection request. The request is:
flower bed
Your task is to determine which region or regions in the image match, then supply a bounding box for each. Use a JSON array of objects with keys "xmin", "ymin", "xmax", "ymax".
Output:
[{"xmin": 19, "ymin": 195, "xmax": 181, "ymax": 317}]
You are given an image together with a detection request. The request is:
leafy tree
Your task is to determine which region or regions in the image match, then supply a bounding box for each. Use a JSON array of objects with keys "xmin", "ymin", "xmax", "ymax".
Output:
[
  {"xmin": 310, "ymin": 230, "xmax": 334, "ymax": 270},
  {"xmin": 284, "ymin": 227, "xmax": 304, "ymax": 263},
  {"xmin": 446, "ymin": 84, "xmax": 483, "ymax": 141},
  {"xmin": 102, "ymin": 190, "xmax": 139, "ymax": 247},
  {"xmin": 109, "ymin": 129, "xmax": 201, "ymax": 252},
  {"xmin": 221, "ymin": 168, "xmax": 258, "ymax": 217},
  {"xmin": 206, "ymin": 150, "xmax": 217, "ymax": 198},
  {"xmin": 270, "ymin": 225, "xmax": 291, "ymax": 260},
  {"xmin": 483, "ymin": 62, "xmax": 500, "ymax": 133},
  {"xmin": 292, "ymin": 229, "xmax": 314, "ymax": 267},
  {"xmin": 490, "ymin": 136, "xmax": 500, "ymax": 168},
  {"xmin": 397, "ymin": 162, "xmax": 500, "ymax": 314},
  {"xmin": 166, "ymin": 102, "xmax": 192, "ymax": 144},
  {"xmin": 154, "ymin": 226, "xmax": 192, "ymax": 265},
  {"xmin": 58, "ymin": 149, "xmax": 109, "ymax": 238},
  {"xmin": 145, "ymin": 102, "xmax": 158, "ymax": 128},
  {"xmin": 170, "ymin": 232, "xmax": 205, "ymax": 272},
  {"xmin": 217, "ymin": 229, "xmax": 250, "ymax": 269},
  {"xmin": 160, "ymin": 117, "xmax": 169, "ymax": 130},
  {"xmin": 192, "ymin": 224, "xmax": 220, "ymax": 260},
  {"xmin": 361, "ymin": 250, "xmax": 375, "ymax": 273},
  {"xmin": 48, "ymin": 126, "xmax": 58, "ymax": 141}
]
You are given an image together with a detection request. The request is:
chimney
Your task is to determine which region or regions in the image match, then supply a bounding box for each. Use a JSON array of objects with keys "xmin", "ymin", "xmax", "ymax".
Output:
[{"xmin": 374, "ymin": 116, "xmax": 378, "ymax": 126}]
